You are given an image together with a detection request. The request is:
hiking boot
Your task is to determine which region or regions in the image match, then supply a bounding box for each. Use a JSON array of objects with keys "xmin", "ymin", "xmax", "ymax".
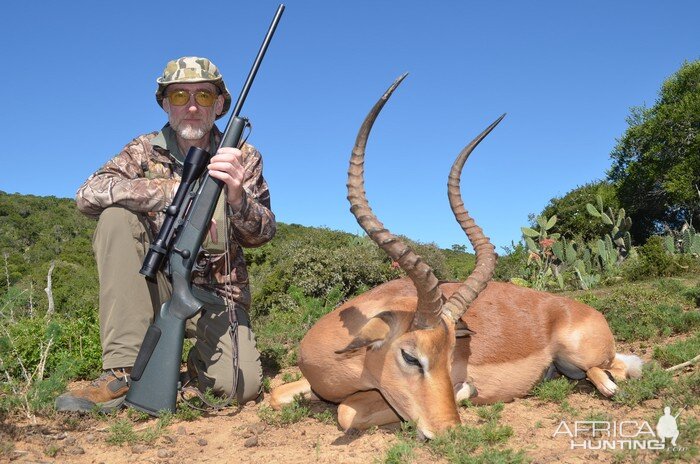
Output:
[{"xmin": 55, "ymin": 368, "xmax": 131, "ymax": 413}]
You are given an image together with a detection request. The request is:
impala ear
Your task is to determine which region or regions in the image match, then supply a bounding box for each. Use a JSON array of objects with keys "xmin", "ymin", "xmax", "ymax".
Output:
[
  {"xmin": 335, "ymin": 312, "xmax": 393, "ymax": 354},
  {"xmin": 454, "ymin": 319, "xmax": 476, "ymax": 338}
]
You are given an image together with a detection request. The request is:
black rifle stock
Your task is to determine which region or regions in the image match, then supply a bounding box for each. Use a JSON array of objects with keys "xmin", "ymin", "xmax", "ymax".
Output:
[{"xmin": 124, "ymin": 5, "xmax": 284, "ymax": 416}]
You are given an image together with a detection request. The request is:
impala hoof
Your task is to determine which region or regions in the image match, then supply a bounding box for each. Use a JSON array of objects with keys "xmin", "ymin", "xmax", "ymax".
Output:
[{"xmin": 454, "ymin": 382, "xmax": 478, "ymax": 402}]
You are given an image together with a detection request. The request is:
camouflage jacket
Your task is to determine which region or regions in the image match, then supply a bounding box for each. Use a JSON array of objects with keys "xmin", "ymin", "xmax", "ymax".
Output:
[{"xmin": 76, "ymin": 124, "xmax": 276, "ymax": 307}]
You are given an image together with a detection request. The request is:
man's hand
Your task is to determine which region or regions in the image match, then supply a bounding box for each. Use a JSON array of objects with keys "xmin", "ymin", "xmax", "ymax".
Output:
[{"xmin": 207, "ymin": 147, "xmax": 245, "ymax": 211}]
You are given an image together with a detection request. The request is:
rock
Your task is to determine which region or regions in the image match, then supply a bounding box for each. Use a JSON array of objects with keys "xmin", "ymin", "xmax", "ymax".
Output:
[
  {"xmin": 197, "ymin": 438, "xmax": 208, "ymax": 447},
  {"xmin": 66, "ymin": 446, "xmax": 85, "ymax": 455},
  {"xmin": 241, "ymin": 422, "xmax": 265, "ymax": 438},
  {"xmin": 130, "ymin": 444, "xmax": 148, "ymax": 454},
  {"xmin": 248, "ymin": 422, "xmax": 266, "ymax": 435},
  {"xmin": 157, "ymin": 449, "xmax": 175, "ymax": 458},
  {"xmin": 244, "ymin": 436, "xmax": 258, "ymax": 448}
]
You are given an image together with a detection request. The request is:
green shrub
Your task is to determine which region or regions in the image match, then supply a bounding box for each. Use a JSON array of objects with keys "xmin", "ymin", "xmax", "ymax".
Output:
[
  {"xmin": 443, "ymin": 245, "xmax": 476, "ymax": 281},
  {"xmin": 531, "ymin": 377, "xmax": 575, "ymax": 403},
  {"xmin": 622, "ymin": 236, "xmax": 676, "ymax": 280},
  {"xmin": 653, "ymin": 332, "xmax": 700, "ymax": 368},
  {"xmin": 1, "ymin": 313, "xmax": 101, "ymax": 382},
  {"xmin": 254, "ymin": 285, "xmax": 344, "ymax": 369},
  {"xmin": 476, "ymin": 402, "xmax": 504, "ymax": 423},
  {"xmin": 427, "ymin": 420, "xmax": 527, "ymax": 464},
  {"xmin": 247, "ymin": 226, "xmax": 403, "ymax": 317},
  {"xmin": 605, "ymin": 303, "xmax": 699, "ymax": 341},
  {"xmin": 539, "ymin": 181, "xmax": 620, "ymax": 244},
  {"xmin": 105, "ymin": 414, "xmax": 172, "ymax": 446},
  {"xmin": 105, "ymin": 419, "xmax": 139, "ymax": 445},
  {"xmin": 613, "ymin": 363, "xmax": 674, "ymax": 407},
  {"xmin": 258, "ymin": 396, "xmax": 311, "ymax": 426},
  {"xmin": 682, "ymin": 284, "xmax": 700, "ymax": 307},
  {"xmin": 493, "ymin": 243, "xmax": 529, "ymax": 283},
  {"xmin": 383, "ymin": 441, "xmax": 416, "ymax": 464},
  {"xmin": 665, "ymin": 371, "xmax": 700, "ymax": 409},
  {"xmin": 587, "ymin": 283, "xmax": 700, "ymax": 341}
]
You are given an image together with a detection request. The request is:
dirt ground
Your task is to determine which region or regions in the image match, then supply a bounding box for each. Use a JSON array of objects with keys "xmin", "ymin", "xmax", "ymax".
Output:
[{"xmin": 3, "ymin": 361, "xmax": 698, "ymax": 464}]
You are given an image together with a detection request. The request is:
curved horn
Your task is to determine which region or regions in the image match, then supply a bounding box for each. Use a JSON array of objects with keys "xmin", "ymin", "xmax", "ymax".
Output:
[
  {"xmin": 347, "ymin": 74, "xmax": 444, "ymax": 330},
  {"xmin": 442, "ymin": 115, "xmax": 504, "ymax": 323}
]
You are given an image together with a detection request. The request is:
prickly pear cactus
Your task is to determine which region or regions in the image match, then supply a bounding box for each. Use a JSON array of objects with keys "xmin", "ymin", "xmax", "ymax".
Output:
[
  {"xmin": 663, "ymin": 234, "xmax": 676, "ymax": 254},
  {"xmin": 586, "ymin": 194, "xmax": 634, "ymax": 264},
  {"xmin": 679, "ymin": 223, "xmax": 700, "ymax": 255},
  {"xmin": 573, "ymin": 258, "xmax": 600, "ymax": 290},
  {"xmin": 520, "ymin": 215, "xmax": 564, "ymax": 290}
]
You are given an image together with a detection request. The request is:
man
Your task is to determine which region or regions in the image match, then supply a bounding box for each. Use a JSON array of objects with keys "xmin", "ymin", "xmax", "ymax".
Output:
[{"xmin": 56, "ymin": 57, "xmax": 275, "ymax": 412}]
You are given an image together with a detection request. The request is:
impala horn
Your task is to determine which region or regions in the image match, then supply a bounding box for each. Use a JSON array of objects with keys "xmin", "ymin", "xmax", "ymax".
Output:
[
  {"xmin": 441, "ymin": 115, "xmax": 504, "ymax": 323},
  {"xmin": 347, "ymin": 74, "xmax": 444, "ymax": 330}
]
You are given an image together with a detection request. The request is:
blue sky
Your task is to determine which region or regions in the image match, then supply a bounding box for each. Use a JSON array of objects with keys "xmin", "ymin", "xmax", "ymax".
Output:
[{"xmin": 1, "ymin": 1, "xmax": 698, "ymax": 253}]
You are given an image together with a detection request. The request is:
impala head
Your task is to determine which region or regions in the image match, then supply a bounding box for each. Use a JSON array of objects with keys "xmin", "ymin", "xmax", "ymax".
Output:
[{"xmin": 343, "ymin": 74, "xmax": 502, "ymax": 438}]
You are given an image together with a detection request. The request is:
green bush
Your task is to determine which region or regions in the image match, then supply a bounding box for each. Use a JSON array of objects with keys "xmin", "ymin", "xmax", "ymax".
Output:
[
  {"xmin": 427, "ymin": 402, "xmax": 527, "ymax": 463},
  {"xmin": 622, "ymin": 236, "xmax": 676, "ymax": 280},
  {"xmin": 653, "ymin": 332, "xmax": 700, "ymax": 368},
  {"xmin": 253, "ymin": 285, "xmax": 345, "ymax": 369},
  {"xmin": 585, "ymin": 281, "xmax": 700, "ymax": 341},
  {"xmin": 682, "ymin": 283, "xmax": 700, "ymax": 307},
  {"xmin": 493, "ymin": 243, "xmax": 529, "ymax": 283},
  {"xmin": 613, "ymin": 363, "xmax": 674, "ymax": 407},
  {"xmin": 531, "ymin": 377, "xmax": 575, "ymax": 403},
  {"xmin": 247, "ymin": 223, "xmax": 463, "ymax": 318},
  {"xmin": 539, "ymin": 181, "xmax": 620, "ymax": 244},
  {"xmin": 258, "ymin": 396, "xmax": 311, "ymax": 426},
  {"xmin": 443, "ymin": 245, "xmax": 476, "ymax": 281},
  {"xmin": 1, "ymin": 312, "xmax": 101, "ymax": 382}
]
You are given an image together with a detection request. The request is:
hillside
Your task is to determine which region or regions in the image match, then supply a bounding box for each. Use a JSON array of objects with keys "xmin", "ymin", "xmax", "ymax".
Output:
[{"xmin": 1, "ymin": 192, "xmax": 698, "ymax": 463}]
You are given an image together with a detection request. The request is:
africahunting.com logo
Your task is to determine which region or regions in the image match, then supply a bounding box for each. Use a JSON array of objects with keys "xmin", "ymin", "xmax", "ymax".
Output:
[{"xmin": 552, "ymin": 406, "xmax": 685, "ymax": 451}]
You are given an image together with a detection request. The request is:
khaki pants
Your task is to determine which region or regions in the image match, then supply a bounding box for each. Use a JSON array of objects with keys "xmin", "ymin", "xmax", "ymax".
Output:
[{"xmin": 93, "ymin": 207, "xmax": 263, "ymax": 403}]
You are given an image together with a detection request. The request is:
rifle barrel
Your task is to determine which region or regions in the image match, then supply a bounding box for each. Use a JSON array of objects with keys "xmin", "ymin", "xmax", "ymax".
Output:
[{"xmin": 228, "ymin": 4, "xmax": 285, "ymax": 120}]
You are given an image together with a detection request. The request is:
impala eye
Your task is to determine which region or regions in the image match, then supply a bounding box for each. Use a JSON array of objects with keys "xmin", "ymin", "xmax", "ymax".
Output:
[{"xmin": 401, "ymin": 349, "xmax": 423, "ymax": 373}]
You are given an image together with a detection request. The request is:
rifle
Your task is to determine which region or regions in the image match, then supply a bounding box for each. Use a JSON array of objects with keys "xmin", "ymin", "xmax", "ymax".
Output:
[{"xmin": 124, "ymin": 4, "xmax": 285, "ymax": 416}]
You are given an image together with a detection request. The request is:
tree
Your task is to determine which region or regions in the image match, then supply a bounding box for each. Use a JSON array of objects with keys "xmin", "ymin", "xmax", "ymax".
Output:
[{"xmin": 609, "ymin": 60, "xmax": 700, "ymax": 241}]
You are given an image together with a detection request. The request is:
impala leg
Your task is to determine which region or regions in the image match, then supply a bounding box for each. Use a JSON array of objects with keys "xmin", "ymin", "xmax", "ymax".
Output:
[
  {"xmin": 552, "ymin": 310, "xmax": 628, "ymax": 397},
  {"xmin": 604, "ymin": 354, "xmax": 638, "ymax": 381},
  {"xmin": 269, "ymin": 378, "xmax": 319, "ymax": 410},
  {"xmin": 586, "ymin": 366, "xmax": 618, "ymax": 397},
  {"xmin": 337, "ymin": 390, "xmax": 401, "ymax": 431}
]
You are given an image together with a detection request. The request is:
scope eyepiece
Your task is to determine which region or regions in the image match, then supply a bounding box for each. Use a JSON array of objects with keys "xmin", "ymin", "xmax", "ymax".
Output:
[{"xmin": 140, "ymin": 250, "xmax": 164, "ymax": 279}]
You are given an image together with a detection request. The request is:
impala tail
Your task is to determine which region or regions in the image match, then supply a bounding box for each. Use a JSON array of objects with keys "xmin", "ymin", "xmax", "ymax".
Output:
[{"xmin": 614, "ymin": 353, "xmax": 644, "ymax": 379}]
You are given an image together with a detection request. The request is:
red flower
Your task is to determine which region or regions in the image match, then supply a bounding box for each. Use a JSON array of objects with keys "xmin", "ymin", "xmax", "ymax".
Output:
[{"xmin": 539, "ymin": 238, "xmax": 555, "ymax": 249}]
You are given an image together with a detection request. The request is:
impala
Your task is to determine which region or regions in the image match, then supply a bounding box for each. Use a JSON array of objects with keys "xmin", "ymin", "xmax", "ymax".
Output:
[{"xmin": 270, "ymin": 75, "xmax": 642, "ymax": 439}]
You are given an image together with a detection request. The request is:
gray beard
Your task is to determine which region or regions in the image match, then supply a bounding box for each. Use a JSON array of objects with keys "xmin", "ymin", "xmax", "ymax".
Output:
[{"xmin": 177, "ymin": 124, "xmax": 207, "ymax": 140}]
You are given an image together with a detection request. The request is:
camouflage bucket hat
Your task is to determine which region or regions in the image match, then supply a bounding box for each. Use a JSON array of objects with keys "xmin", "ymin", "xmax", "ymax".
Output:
[{"xmin": 156, "ymin": 57, "xmax": 232, "ymax": 120}]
